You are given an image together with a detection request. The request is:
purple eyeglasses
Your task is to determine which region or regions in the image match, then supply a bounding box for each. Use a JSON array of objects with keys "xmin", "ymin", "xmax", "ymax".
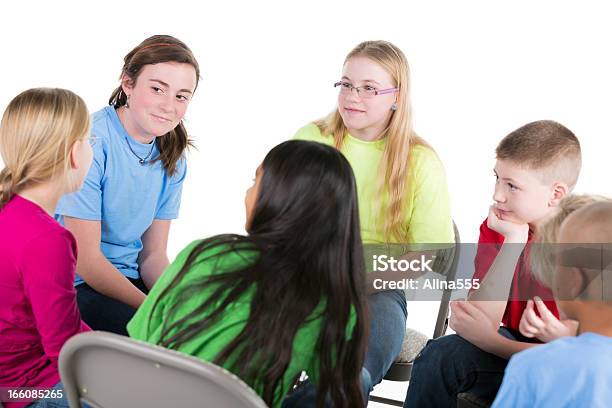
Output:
[{"xmin": 334, "ymin": 81, "xmax": 398, "ymax": 98}]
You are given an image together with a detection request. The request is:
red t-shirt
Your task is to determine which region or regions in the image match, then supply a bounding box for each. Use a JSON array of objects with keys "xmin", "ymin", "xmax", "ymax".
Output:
[{"xmin": 472, "ymin": 219, "xmax": 559, "ymax": 331}]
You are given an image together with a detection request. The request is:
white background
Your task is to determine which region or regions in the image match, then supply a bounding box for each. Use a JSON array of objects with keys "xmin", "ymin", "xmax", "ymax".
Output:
[{"xmin": 2, "ymin": 1, "xmax": 611, "ymax": 402}]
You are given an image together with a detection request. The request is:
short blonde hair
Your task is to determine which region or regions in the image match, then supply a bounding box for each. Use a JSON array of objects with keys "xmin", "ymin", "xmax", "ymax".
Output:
[
  {"xmin": 532, "ymin": 194, "xmax": 611, "ymax": 287},
  {"xmin": 0, "ymin": 88, "xmax": 90, "ymax": 209},
  {"xmin": 496, "ymin": 120, "xmax": 581, "ymax": 188}
]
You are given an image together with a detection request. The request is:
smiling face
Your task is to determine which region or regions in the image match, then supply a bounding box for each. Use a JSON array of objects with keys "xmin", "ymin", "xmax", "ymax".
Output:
[
  {"xmin": 120, "ymin": 61, "xmax": 197, "ymax": 143},
  {"xmin": 337, "ymin": 56, "xmax": 397, "ymax": 141},
  {"xmin": 492, "ymin": 159, "xmax": 561, "ymax": 226}
]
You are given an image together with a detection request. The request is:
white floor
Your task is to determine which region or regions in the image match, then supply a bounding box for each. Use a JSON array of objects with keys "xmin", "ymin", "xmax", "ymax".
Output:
[{"xmin": 368, "ymin": 379, "xmax": 410, "ymax": 407}]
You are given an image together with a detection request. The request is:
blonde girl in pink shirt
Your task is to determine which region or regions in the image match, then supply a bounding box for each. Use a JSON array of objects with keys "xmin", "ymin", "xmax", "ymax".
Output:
[{"xmin": 0, "ymin": 88, "xmax": 93, "ymax": 408}]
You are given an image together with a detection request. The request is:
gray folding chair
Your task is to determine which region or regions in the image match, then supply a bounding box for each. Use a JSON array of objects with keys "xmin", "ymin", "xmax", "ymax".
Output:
[
  {"xmin": 59, "ymin": 331, "xmax": 268, "ymax": 408},
  {"xmin": 369, "ymin": 221, "xmax": 461, "ymax": 407}
]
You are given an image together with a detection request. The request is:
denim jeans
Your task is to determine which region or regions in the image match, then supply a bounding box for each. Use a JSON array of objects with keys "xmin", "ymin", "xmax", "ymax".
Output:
[
  {"xmin": 26, "ymin": 382, "xmax": 69, "ymax": 408},
  {"xmin": 282, "ymin": 289, "xmax": 408, "ymax": 407},
  {"xmin": 403, "ymin": 327, "xmax": 534, "ymax": 407},
  {"xmin": 76, "ymin": 277, "xmax": 148, "ymax": 335}
]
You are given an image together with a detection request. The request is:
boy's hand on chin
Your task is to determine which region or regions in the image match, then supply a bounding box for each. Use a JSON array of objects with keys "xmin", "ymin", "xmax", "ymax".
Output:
[{"xmin": 487, "ymin": 205, "xmax": 529, "ymax": 243}]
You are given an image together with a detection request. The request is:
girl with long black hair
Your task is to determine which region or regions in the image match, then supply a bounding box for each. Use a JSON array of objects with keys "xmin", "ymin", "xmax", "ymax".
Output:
[{"xmin": 128, "ymin": 140, "xmax": 368, "ymax": 408}]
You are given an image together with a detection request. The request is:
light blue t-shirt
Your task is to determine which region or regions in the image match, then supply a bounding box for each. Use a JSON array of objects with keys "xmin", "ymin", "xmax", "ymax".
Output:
[
  {"xmin": 493, "ymin": 332, "xmax": 612, "ymax": 408},
  {"xmin": 56, "ymin": 105, "xmax": 187, "ymax": 284}
]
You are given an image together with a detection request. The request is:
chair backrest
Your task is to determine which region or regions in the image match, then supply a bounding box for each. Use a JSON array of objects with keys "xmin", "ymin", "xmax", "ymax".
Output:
[
  {"xmin": 432, "ymin": 220, "xmax": 461, "ymax": 339},
  {"xmin": 59, "ymin": 331, "xmax": 268, "ymax": 408}
]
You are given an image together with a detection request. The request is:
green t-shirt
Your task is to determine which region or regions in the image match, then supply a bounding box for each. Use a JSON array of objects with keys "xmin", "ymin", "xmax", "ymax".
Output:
[
  {"xmin": 128, "ymin": 240, "xmax": 351, "ymax": 407},
  {"xmin": 294, "ymin": 123, "xmax": 454, "ymax": 246}
]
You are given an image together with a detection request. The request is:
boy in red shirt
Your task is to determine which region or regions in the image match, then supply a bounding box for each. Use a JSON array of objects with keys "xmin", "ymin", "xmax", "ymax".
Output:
[{"xmin": 404, "ymin": 120, "xmax": 582, "ymax": 407}]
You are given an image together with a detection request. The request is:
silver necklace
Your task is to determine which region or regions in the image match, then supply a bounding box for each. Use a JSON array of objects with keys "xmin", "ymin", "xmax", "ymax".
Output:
[{"xmin": 125, "ymin": 136, "xmax": 155, "ymax": 165}]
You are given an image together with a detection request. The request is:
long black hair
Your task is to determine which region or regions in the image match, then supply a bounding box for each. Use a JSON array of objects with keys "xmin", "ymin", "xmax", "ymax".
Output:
[{"xmin": 150, "ymin": 140, "xmax": 368, "ymax": 407}]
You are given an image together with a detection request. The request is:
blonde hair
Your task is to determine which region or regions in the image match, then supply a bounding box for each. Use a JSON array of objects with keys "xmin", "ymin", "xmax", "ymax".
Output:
[
  {"xmin": 532, "ymin": 194, "xmax": 611, "ymax": 287},
  {"xmin": 315, "ymin": 40, "xmax": 430, "ymax": 242},
  {"xmin": 496, "ymin": 120, "xmax": 582, "ymax": 189},
  {"xmin": 0, "ymin": 88, "xmax": 90, "ymax": 210}
]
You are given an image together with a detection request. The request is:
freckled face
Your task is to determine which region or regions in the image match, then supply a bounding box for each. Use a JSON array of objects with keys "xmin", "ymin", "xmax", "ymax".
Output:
[{"xmin": 122, "ymin": 62, "xmax": 197, "ymax": 141}]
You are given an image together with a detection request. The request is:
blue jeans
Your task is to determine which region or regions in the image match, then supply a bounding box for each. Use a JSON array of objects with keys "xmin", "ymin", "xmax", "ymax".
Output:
[
  {"xmin": 403, "ymin": 327, "xmax": 533, "ymax": 407},
  {"xmin": 76, "ymin": 277, "xmax": 148, "ymax": 335},
  {"xmin": 27, "ymin": 382, "xmax": 69, "ymax": 408},
  {"xmin": 282, "ymin": 290, "xmax": 408, "ymax": 407}
]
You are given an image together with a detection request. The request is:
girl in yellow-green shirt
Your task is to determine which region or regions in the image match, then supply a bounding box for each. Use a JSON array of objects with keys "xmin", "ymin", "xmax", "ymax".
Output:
[{"xmin": 290, "ymin": 40, "xmax": 453, "ymax": 403}]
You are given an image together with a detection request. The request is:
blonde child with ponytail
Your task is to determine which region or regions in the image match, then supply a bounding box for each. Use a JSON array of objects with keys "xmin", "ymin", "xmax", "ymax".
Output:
[{"xmin": 0, "ymin": 88, "xmax": 92, "ymax": 408}]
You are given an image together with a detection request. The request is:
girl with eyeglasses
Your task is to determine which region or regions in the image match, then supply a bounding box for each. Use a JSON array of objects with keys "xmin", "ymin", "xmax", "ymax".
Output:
[
  {"xmin": 55, "ymin": 35, "xmax": 200, "ymax": 335},
  {"xmin": 0, "ymin": 88, "xmax": 93, "ymax": 408},
  {"xmin": 291, "ymin": 40, "xmax": 454, "ymax": 402}
]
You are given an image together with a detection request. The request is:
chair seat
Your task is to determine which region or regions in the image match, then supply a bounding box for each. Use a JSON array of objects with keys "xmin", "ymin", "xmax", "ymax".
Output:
[
  {"xmin": 396, "ymin": 327, "xmax": 428, "ymax": 363},
  {"xmin": 380, "ymin": 327, "xmax": 429, "ymax": 382}
]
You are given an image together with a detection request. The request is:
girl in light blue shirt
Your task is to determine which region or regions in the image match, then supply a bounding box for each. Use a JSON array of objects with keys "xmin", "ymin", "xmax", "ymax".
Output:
[{"xmin": 56, "ymin": 35, "xmax": 200, "ymax": 335}]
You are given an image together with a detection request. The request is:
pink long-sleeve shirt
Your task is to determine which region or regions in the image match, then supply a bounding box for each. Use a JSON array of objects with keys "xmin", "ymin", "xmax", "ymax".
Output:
[{"xmin": 0, "ymin": 195, "xmax": 89, "ymax": 408}]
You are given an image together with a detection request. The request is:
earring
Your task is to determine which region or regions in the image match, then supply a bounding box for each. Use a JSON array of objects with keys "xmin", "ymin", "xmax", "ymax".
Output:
[
  {"xmin": 391, "ymin": 102, "xmax": 398, "ymax": 111},
  {"xmin": 125, "ymin": 95, "xmax": 131, "ymax": 109}
]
